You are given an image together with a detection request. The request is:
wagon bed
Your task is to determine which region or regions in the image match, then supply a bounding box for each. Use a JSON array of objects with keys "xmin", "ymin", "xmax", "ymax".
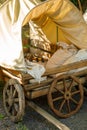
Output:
[{"xmin": 1, "ymin": 59, "xmax": 87, "ymax": 122}]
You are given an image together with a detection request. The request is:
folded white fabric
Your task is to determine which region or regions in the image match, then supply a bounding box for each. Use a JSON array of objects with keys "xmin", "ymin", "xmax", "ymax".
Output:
[
  {"xmin": 25, "ymin": 59, "xmax": 45, "ymax": 83},
  {"xmin": 46, "ymin": 42, "xmax": 78, "ymax": 69}
]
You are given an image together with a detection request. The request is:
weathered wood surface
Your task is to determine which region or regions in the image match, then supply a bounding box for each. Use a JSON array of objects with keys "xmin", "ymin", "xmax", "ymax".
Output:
[
  {"xmin": 25, "ymin": 76, "xmax": 86, "ymax": 99},
  {"xmin": 1, "ymin": 59, "xmax": 87, "ymax": 92},
  {"xmin": 1, "ymin": 59, "xmax": 86, "ymax": 83},
  {"xmin": 22, "ymin": 59, "xmax": 87, "ymax": 80},
  {"xmin": 45, "ymin": 60, "xmax": 87, "ymax": 76},
  {"xmin": 24, "ymin": 68, "xmax": 87, "ymax": 92}
]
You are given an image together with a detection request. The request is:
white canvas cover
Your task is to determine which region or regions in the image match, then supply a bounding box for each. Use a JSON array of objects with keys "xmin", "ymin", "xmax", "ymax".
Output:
[
  {"xmin": 0, "ymin": 0, "xmax": 46, "ymax": 82},
  {"xmin": 0, "ymin": 0, "xmax": 37, "ymax": 70}
]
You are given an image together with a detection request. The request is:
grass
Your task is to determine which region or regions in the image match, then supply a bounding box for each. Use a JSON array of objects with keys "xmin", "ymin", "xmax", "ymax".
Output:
[
  {"xmin": 0, "ymin": 113, "xmax": 5, "ymax": 120},
  {"xmin": 16, "ymin": 122, "xmax": 29, "ymax": 130}
]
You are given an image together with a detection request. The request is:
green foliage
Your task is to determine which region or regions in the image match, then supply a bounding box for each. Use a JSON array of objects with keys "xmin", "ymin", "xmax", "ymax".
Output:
[
  {"xmin": 0, "ymin": 113, "xmax": 5, "ymax": 120},
  {"xmin": 16, "ymin": 122, "xmax": 28, "ymax": 130}
]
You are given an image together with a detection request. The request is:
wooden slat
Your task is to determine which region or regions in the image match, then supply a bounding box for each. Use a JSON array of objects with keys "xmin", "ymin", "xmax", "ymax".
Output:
[
  {"xmin": 26, "ymin": 76, "xmax": 86, "ymax": 99},
  {"xmin": 24, "ymin": 78, "xmax": 53, "ymax": 91}
]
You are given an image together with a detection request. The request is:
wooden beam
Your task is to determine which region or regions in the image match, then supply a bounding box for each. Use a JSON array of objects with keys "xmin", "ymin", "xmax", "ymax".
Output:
[
  {"xmin": 27, "ymin": 101, "xmax": 70, "ymax": 130},
  {"xmin": 1, "ymin": 69, "xmax": 22, "ymax": 84},
  {"xmin": 45, "ymin": 60, "xmax": 87, "ymax": 76}
]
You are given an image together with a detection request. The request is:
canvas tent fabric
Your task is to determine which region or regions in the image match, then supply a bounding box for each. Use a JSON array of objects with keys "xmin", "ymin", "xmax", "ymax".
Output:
[
  {"xmin": 23, "ymin": 0, "xmax": 87, "ymax": 49},
  {"xmin": 0, "ymin": 0, "xmax": 46, "ymax": 82},
  {"xmin": 0, "ymin": 0, "xmax": 37, "ymax": 70},
  {"xmin": 0, "ymin": 0, "xmax": 50, "ymax": 71}
]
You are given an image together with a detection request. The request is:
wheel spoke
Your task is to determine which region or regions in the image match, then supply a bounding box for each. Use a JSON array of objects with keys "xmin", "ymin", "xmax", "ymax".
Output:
[
  {"xmin": 10, "ymin": 86, "xmax": 13, "ymax": 96},
  {"xmin": 14, "ymin": 103, "xmax": 19, "ymax": 112},
  {"xmin": 3, "ymin": 79, "xmax": 25, "ymax": 122},
  {"xmin": 72, "ymin": 90, "xmax": 80, "ymax": 96},
  {"xmin": 7, "ymin": 105, "xmax": 12, "ymax": 112},
  {"xmin": 59, "ymin": 99, "xmax": 66, "ymax": 111},
  {"xmin": 6, "ymin": 89, "xmax": 10, "ymax": 96},
  {"xmin": 58, "ymin": 89, "xmax": 64, "ymax": 94},
  {"xmin": 54, "ymin": 87, "xmax": 64, "ymax": 94},
  {"xmin": 12, "ymin": 107, "xmax": 17, "ymax": 116},
  {"xmin": 53, "ymin": 96, "xmax": 64, "ymax": 102},
  {"xmin": 69, "ymin": 80, "xmax": 74, "ymax": 91},
  {"xmin": 63, "ymin": 79, "xmax": 67, "ymax": 92},
  {"xmin": 5, "ymin": 98, "xmax": 9, "ymax": 103},
  {"xmin": 13, "ymin": 89, "xmax": 17, "ymax": 98},
  {"xmin": 48, "ymin": 75, "xmax": 83, "ymax": 118},
  {"xmin": 70, "ymin": 97, "xmax": 79, "ymax": 104},
  {"xmin": 66, "ymin": 100, "xmax": 71, "ymax": 113},
  {"xmin": 14, "ymin": 98, "xmax": 19, "ymax": 102}
]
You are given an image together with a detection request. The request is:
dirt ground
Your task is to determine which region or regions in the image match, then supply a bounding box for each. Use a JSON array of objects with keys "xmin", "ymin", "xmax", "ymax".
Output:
[{"xmin": 0, "ymin": 88, "xmax": 87, "ymax": 130}]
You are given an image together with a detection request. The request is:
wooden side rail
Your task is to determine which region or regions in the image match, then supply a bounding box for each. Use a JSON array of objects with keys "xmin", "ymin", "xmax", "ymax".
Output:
[
  {"xmin": 0, "ymin": 67, "xmax": 22, "ymax": 84},
  {"xmin": 45, "ymin": 59, "xmax": 87, "ymax": 76},
  {"xmin": 1, "ymin": 59, "xmax": 87, "ymax": 86},
  {"xmin": 22, "ymin": 59, "xmax": 87, "ymax": 80}
]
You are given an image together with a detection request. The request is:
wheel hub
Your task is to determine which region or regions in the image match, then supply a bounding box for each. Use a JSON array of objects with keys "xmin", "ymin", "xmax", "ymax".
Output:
[{"xmin": 64, "ymin": 91, "xmax": 71, "ymax": 100}]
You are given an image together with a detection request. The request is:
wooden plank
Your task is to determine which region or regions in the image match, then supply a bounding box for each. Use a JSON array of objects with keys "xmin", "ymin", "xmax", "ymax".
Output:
[
  {"xmin": 24, "ymin": 68, "xmax": 87, "ymax": 91},
  {"xmin": 45, "ymin": 60, "xmax": 87, "ymax": 76},
  {"xmin": 22, "ymin": 59, "xmax": 87, "ymax": 80},
  {"xmin": 24, "ymin": 78, "xmax": 53, "ymax": 90},
  {"xmin": 27, "ymin": 101, "xmax": 70, "ymax": 130},
  {"xmin": 26, "ymin": 76, "xmax": 86, "ymax": 99},
  {"xmin": 1, "ymin": 60, "xmax": 87, "ymax": 82}
]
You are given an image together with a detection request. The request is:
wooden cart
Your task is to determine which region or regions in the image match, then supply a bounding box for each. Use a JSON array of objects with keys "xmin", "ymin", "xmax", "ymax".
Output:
[
  {"xmin": 1, "ymin": 58, "xmax": 87, "ymax": 122},
  {"xmin": 0, "ymin": 1, "xmax": 86, "ymax": 128}
]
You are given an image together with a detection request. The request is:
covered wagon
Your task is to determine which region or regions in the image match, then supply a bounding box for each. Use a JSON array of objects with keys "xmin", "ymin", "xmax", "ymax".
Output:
[{"xmin": 0, "ymin": 0, "xmax": 87, "ymax": 123}]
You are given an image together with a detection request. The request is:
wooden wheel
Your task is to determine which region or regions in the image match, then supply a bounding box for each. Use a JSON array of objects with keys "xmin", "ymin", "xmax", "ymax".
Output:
[
  {"xmin": 3, "ymin": 78, "xmax": 25, "ymax": 122},
  {"xmin": 48, "ymin": 74, "xmax": 84, "ymax": 118}
]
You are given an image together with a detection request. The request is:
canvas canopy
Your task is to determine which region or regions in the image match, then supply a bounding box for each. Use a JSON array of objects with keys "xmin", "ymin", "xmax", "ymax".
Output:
[
  {"xmin": 0, "ymin": 0, "xmax": 46, "ymax": 82},
  {"xmin": 0, "ymin": 0, "xmax": 39, "ymax": 70},
  {"xmin": 23, "ymin": 0, "xmax": 87, "ymax": 49},
  {"xmin": 0, "ymin": 0, "xmax": 87, "ymax": 70}
]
